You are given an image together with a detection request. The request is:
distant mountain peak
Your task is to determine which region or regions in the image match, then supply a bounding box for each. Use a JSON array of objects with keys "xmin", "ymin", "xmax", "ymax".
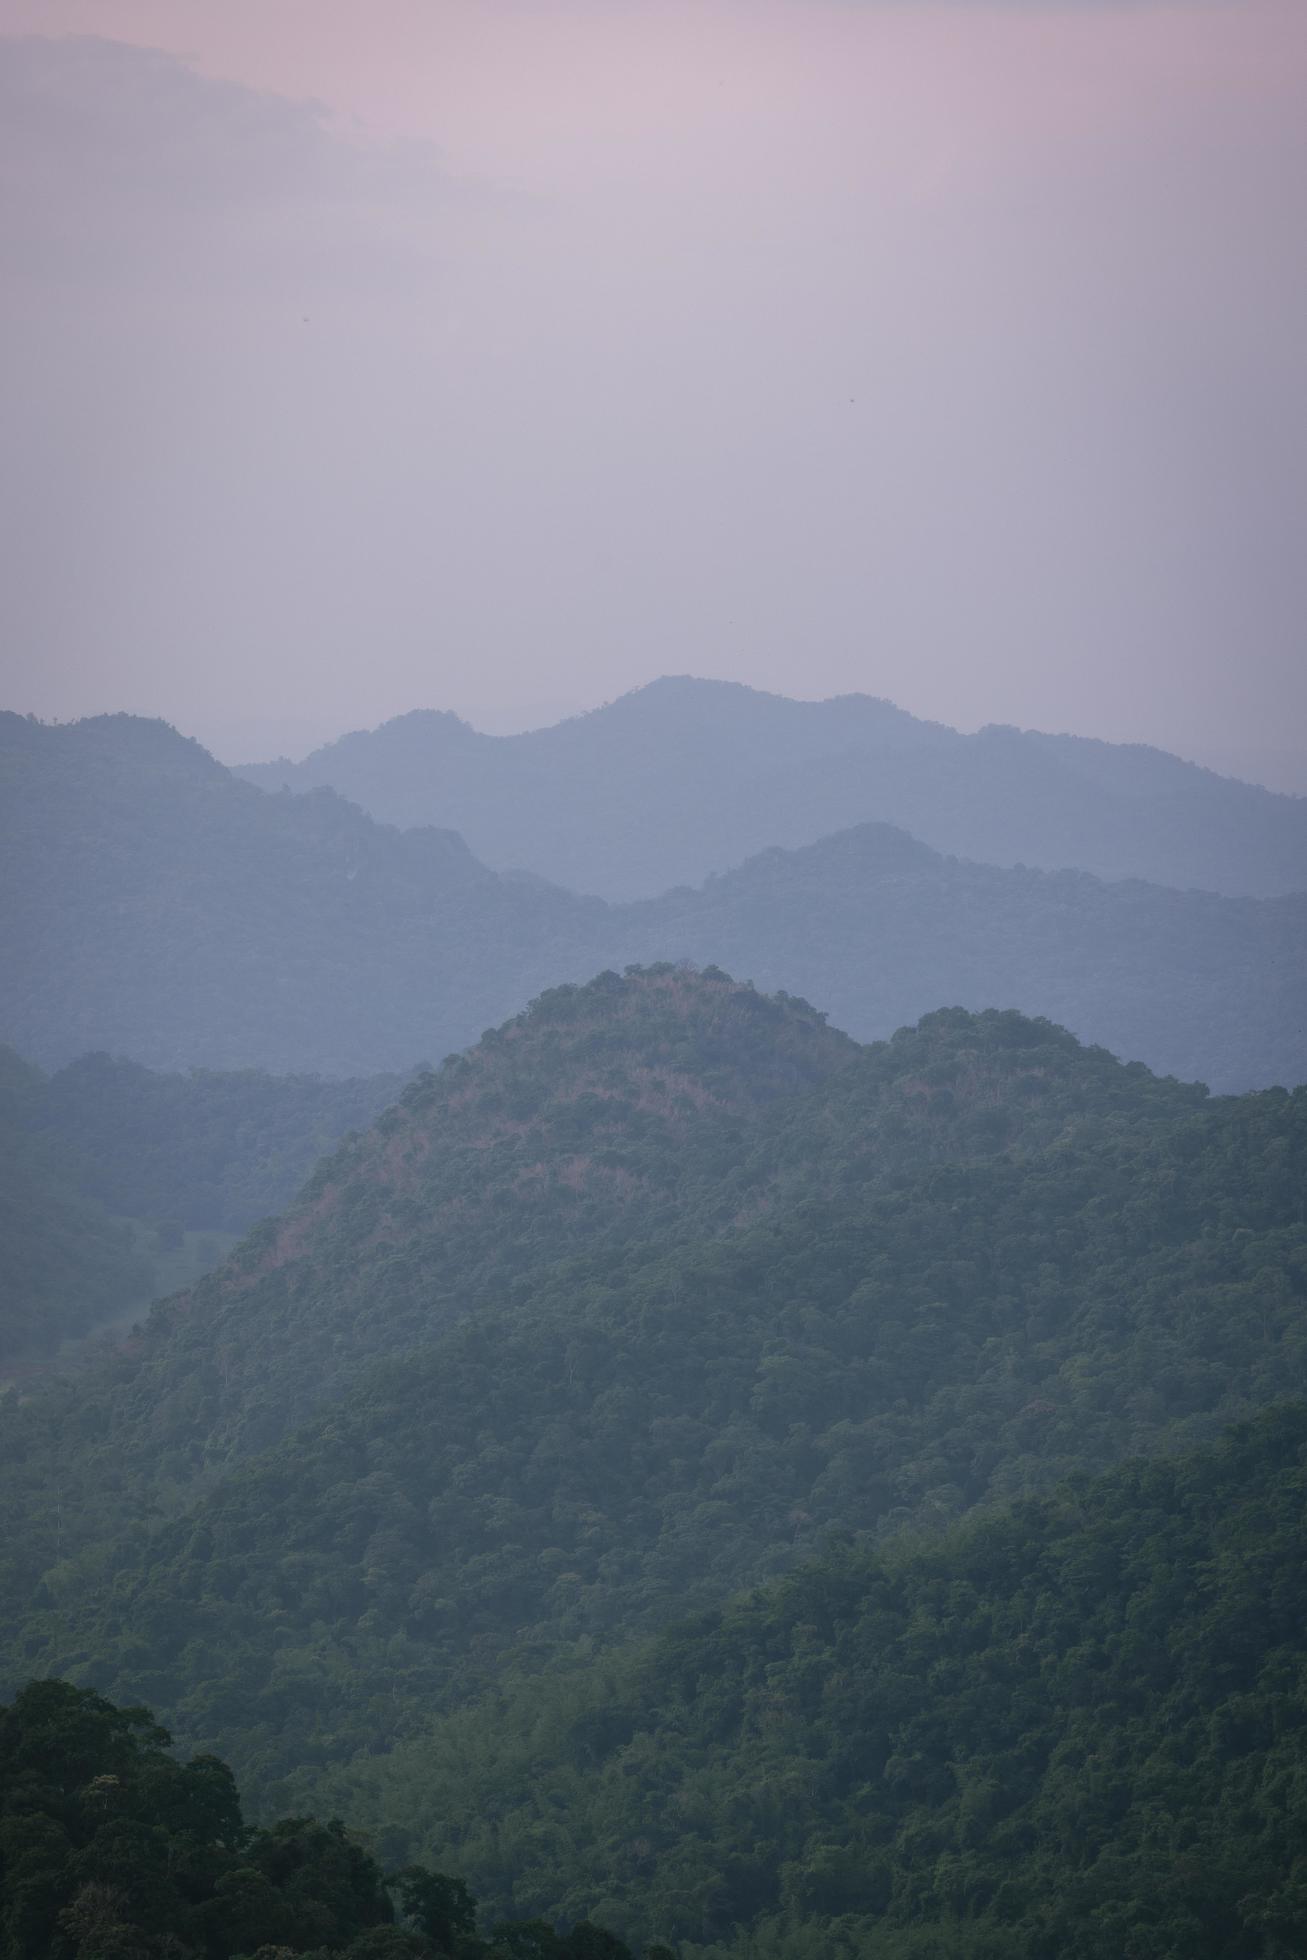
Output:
[
  {"xmin": 0, "ymin": 709, "xmax": 226, "ymax": 781},
  {"xmin": 232, "ymin": 675, "xmax": 1307, "ymax": 901}
]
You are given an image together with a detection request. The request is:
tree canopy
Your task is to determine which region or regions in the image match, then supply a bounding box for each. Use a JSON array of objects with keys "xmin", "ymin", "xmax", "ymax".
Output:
[{"xmin": 1, "ymin": 973, "xmax": 1302, "ymax": 1903}]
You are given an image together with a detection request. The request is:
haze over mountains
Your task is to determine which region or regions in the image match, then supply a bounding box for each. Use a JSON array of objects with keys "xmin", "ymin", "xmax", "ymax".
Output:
[
  {"xmin": 7, "ymin": 0, "xmax": 1305, "ymax": 1942},
  {"xmin": 4, "ymin": 701, "xmax": 1305, "ymax": 1091},
  {"xmin": 4, "ymin": 668, "xmax": 1307, "ymax": 1956},
  {"xmin": 235, "ymin": 678, "xmax": 1307, "ymax": 901}
]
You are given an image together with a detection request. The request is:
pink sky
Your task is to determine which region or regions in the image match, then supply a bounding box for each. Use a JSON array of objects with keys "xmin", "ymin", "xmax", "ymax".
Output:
[
  {"xmin": 7, "ymin": 2, "xmax": 1302, "ymax": 144},
  {"xmin": 8, "ymin": 1, "xmax": 1303, "ymax": 187}
]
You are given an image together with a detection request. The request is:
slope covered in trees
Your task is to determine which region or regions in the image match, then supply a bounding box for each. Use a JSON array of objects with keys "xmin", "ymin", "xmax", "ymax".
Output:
[
  {"xmin": 0, "ymin": 969, "xmax": 857, "ymax": 1566},
  {"xmin": 235, "ymin": 676, "xmax": 1307, "ymax": 901},
  {"xmin": 5, "ymin": 713, "xmax": 1305, "ymax": 1090},
  {"xmin": 1, "ymin": 973, "xmax": 1303, "ymax": 1862},
  {"xmin": 8, "ymin": 1411, "xmax": 1307, "ymax": 1960},
  {"xmin": 341, "ymin": 1405, "xmax": 1307, "ymax": 1959},
  {"xmin": 0, "ymin": 1678, "xmax": 638, "ymax": 1959}
]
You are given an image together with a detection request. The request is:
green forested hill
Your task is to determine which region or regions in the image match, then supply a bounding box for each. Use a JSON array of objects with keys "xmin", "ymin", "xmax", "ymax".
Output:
[
  {"xmin": 0, "ymin": 1678, "xmax": 637, "ymax": 1959},
  {"xmin": 337, "ymin": 1404, "xmax": 1307, "ymax": 1959},
  {"xmin": 7, "ymin": 1410, "xmax": 1307, "ymax": 1959},
  {"xmin": 1, "ymin": 971, "xmax": 1303, "ymax": 1880},
  {"xmin": 233, "ymin": 676, "xmax": 1307, "ymax": 902},
  {"xmin": 0, "ymin": 969, "xmax": 856, "ymax": 1560},
  {"xmin": 4, "ymin": 711, "xmax": 1305, "ymax": 1091}
]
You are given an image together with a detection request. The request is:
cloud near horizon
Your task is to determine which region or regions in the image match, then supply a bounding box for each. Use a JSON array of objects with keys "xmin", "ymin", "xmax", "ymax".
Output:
[{"xmin": 0, "ymin": 35, "xmax": 489, "ymax": 302}]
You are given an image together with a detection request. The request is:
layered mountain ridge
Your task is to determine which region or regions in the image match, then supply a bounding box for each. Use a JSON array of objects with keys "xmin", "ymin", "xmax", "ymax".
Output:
[
  {"xmin": 234, "ymin": 677, "xmax": 1307, "ymax": 901},
  {"xmin": 4, "ymin": 710, "xmax": 1304, "ymax": 1091},
  {"xmin": 7, "ymin": 685, "xmax": 1307, "ymax": 1957}
]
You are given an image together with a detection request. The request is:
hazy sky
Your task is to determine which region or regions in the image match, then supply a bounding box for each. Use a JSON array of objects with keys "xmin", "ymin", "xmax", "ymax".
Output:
[{"xmin": 1, "ymin": 0, "xmax": 1305, "ymax": 774}]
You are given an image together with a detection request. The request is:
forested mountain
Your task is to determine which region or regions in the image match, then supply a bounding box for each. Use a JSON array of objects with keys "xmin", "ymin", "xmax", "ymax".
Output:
[
  {"xmin": 5, "ymin": 713, "xmax": 1305, "ymax": 1091},
  {"xmin": 7, "ymin": 1409, "xmax": 1307, "ymax": 1960},
  {"xmin": 340, "ymin": 1405, "xmax": 1307, "ymax": 1959},
  {"xmin": 0, "ymin": 1042, "xmax": 404, "ymax": 1363},
  {"xmin": 0, "ymin": 970, "xmax": 856, "ymax": 1542},
  {"xmin": 0, "ymin": 1679, "xmax": 637, "ymax": 1959},
  {"xmin": 234, "ymin": 677, "xmax": 1307, "ymax": 901},
  {"xmin": 2, "ymin": 971, "xmax": 1304, "ymax": 1905}
]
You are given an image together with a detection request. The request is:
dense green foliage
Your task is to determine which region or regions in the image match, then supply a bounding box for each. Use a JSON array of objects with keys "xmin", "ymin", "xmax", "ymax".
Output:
[
  {"xmin": 235, "ymin": 676, "xmax": 1307, "ymax": 901},
  {"xmin": 337, "ymin": 1406, "xmax": 1307, "ymax": 1959},
  {"xmin": 0, "ymin": 1678, "xmax": 639, "ymax": 1959},
  {"xmin": 0, "ymin": 969, "xmax": 854, "ymax": 1575},
  {"xmin": 5, "ymin": 711, "xmax": 1305, "ymax": 1088},
  {"xmin": 1, "ymin": 973, "xmax": 1303, "ymax": 1871},
  {"xmin": 10, "ymin": 1424, "xmax": 1307, "ymax": 1960}
]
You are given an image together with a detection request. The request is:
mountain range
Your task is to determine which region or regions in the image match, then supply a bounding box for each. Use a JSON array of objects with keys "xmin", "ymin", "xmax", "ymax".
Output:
[
  {"xmin": 235, "ymin": 677, "xmax": 1307, "ymax": 901},
  {"xmin": 6, "ymin": 681, "xmax": 1307, "ymax": 1956},
  {"xmin": 4, "ymin": 708, "xmax": 1304, "ymax": 1091}
]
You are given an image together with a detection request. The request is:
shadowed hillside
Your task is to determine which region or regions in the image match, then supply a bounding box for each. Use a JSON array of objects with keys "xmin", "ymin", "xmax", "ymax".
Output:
[
  {"xmin": 0, "ymin": 1044, "xmax": 406, "ymax": 1362},
  {"xmin": 28, "ymin": 1049, "xmax": 407, "ymax": 1233},
  {"xmin": 0, "ymin": 1044, "xmax": 154, "ymax": 1361}
]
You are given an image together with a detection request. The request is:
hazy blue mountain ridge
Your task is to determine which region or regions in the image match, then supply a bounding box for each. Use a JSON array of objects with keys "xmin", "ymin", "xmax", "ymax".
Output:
[
  {"xmin": 234, "ymin": 677, "xmax": 1307, "ymax": 900},
  {"xmin": 4, "ymin": 710, "xmax": 1304, "ymax": 1091},
  {"xmin": 0, "ymin": 709, "xmax": 605, "ymax": 1076},
  {"xmin": 622, "ymin": 822, "xmax": 1307, "ymax": 1092}
]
